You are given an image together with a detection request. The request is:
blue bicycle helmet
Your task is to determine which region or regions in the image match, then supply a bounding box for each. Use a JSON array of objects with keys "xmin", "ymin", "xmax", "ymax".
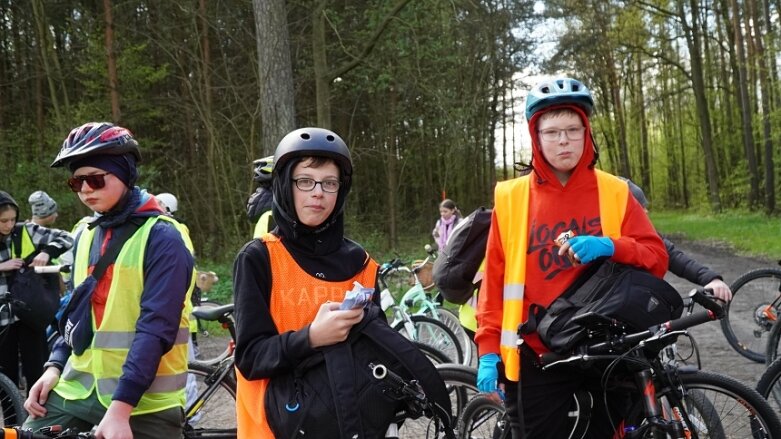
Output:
[
  {"xmin": 51, "ymin": 122, "xmax": 140, "ymax": 168},
  {"xmin": 525, "ymin": 77, "xmax": 594, "ymax": 121}
]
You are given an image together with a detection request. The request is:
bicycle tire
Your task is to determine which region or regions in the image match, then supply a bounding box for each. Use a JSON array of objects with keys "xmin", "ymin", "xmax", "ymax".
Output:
[
  {"xmin": 425, "ymin": 307, "xmax": 474, "ymax": 366},
  {"xmin": 0, "ymin": 371, "xmax": 25, "ymax": 428},
  {"xmin": 414, "ymin": 341, "xmax": 452, "ymax": 365},
  {"xmin": 757, "ymin": 356, "xmax": 781, "ymax": 414},
  {"xmin": 393, "ymin": 315, "xmax": 464, "ymax": 365},
  {"xmin": 626, "ymin": 370, "xmax": 781, "ymax": 438},
  {"xmin": 395, "ymin": 364, "xmax": 476, "ymax": 438},
  {"xmin": 457, "ymin": 394, "xmax": 508, "ymax": 439},
  {"xmin": 184, "ymin": 362, "xmax": 237, "ymax": 437},
  {"xmin": 720, "ymin": 268, "xmax": 781, "ymax": 363}
]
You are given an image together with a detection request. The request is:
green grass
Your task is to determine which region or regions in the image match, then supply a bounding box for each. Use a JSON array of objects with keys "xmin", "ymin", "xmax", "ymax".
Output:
[{"xmin": 650, "ymin": 210, "xmax": 781, "ymax": 260}]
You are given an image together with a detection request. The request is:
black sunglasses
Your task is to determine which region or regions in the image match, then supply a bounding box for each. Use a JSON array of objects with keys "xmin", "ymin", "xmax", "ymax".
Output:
[{"xmin": 67, "ymin": 173, "xmax": 111, "ymax": 192}]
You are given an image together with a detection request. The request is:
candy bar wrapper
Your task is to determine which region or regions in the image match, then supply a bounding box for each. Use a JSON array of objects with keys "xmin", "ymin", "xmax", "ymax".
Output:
[
  {"xmin": 553, "ymin": 230, "xmax": 579, "ymax": 266},
  {"xmin": 339, "ymin": 281, "xmax": 375, "ymax": 310}
]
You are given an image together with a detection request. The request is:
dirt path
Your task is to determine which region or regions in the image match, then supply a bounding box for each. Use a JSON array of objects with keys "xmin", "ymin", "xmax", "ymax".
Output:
[{"xmin": 661, "ymin": 237, "xmax": 778, "ymax": 388}]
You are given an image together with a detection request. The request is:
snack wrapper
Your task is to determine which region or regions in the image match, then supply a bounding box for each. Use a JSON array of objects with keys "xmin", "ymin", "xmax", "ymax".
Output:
[
  {"xmin": 553, "ymin": 230, "xmax": 579, "ymax": 265},
  {"xmin": 339, "ymin": 281, "xmax": 375, "ymax": 310}
]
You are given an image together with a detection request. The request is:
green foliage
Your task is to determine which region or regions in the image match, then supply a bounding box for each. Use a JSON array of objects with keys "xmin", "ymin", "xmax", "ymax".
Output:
[{"xmin": 650, "ymin": 210, "xmax": 781, "ymax": 260}]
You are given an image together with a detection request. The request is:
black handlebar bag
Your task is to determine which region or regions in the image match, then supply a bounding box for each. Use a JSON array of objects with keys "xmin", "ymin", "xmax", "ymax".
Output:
[
  {"xmin": 8, "ymin": 225, "xmax": 60, "ymax": 332},
  {"xmin": 523, "ymin": 259, "xmax": 684, "ymax": 355}
]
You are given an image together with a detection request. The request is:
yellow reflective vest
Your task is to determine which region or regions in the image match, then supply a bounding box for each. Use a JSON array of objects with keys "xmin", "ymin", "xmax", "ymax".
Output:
[
  {"xmin": 54, "ymin": 215, "xmax": 195, "ymax": 414},
  {"xmin": 493, "ymin": 170, "xmax": 627, "ymax": 381},
  {"xmin": 252, "ymin": 210, "xmax": 273, "ymax": 239}
]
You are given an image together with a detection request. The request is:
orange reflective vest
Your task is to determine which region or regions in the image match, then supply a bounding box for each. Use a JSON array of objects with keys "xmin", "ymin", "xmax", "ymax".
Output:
[
  {"xmin": 493, "ymin": 170, "xmax": 628, "ymax": 381},
  {"xmin": 235, "ymin": 234, "xmax": 378, "ymax": 438}
]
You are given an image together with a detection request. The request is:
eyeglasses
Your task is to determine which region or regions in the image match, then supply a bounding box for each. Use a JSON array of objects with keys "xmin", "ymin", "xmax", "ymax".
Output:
[
  {"xmin": 538, "ymin": 127, "xmax": 586, "ymax": 142},
  {"xmin": 67, "ymin": 173, "xmax": 111, "ymax": 192},
  {"xmin": 292, "ymin": 178, "xmax": 341, "ymax": 193}
]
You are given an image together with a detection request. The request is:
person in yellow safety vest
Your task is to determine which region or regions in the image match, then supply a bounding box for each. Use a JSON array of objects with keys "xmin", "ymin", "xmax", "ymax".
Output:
[
  {"xmin": 233, "ymin": 128, "xmax": 384, "ymax": 438},
  {"xmin": 247, "ymin": 155, "xmax": 276, "ymax": 238},
  {"xmin": 0, "ymin": 191, "xmax": 73, "ymax": 390},
  {"xmin": 475, "ymin": 77, "xmax": 669, "ymax": 438},
  {"xmin": 23, "ymin": 122, "xmax": 195, "ymax": 439}
]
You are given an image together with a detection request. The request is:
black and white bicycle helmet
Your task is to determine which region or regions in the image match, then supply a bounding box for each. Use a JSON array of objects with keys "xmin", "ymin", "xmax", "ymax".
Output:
[
  {"xmin": 253, "ymin": 155, "xmax": 274, "ymax": 184},
  {"xmin": 51, "ymin": 122, "xmax": 140, "ymax": 168},
  {"xmin": 525, "ymin": 77, "xmax": 594, "ymax": 120}
]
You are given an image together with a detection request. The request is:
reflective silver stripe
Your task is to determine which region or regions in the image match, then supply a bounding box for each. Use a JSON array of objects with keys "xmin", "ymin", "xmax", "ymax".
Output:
[
  {"xmin": 500, "ymin": 329, "xmax": 518, "ymax": 349},
  {"xmin": 62, "ymin": 363, "xmax": 95, "ymax": 389},
  {"xmin": 97, "ymin": 373, "xmax": 187, "ymax": 396},
  {"xmin": 94, "ymin": 327, "xmax": 191, "ymax": 349},
  {"xmin": 503, "ymin": 284, "xmax": 524, "ymax": 301},
  {"xmin": 174, "ymin": 327, "xmax": 190, "ymax": 345}
]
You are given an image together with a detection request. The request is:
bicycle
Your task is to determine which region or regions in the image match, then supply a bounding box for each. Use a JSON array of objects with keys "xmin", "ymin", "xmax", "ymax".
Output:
[
  {"xmin": 0, "ymin": 368, "xmax": 25, "ymax": 428},
  {"xmin": 380, "ymin": 256, "xmax": 466, "ymax": 365},
  {"xmin": 720, "ymin": 261, "xmax": 781, "ymax": 363},
  {"xmin": 460, "ymin": 288, "xmax": 781, "ymax": 438},
  {"xmin": 189, "ymin": 303, "xmax": 235, "ymax": 367},
  {"xmin": 1, "ymin": 426, "xmax": 94, "ymax": 438}
]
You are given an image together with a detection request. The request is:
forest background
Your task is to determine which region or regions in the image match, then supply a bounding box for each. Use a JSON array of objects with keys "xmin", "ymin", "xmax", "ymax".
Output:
[{"xmin": 1, "ymin": 0, "xmax": 779, "ymax": 262}]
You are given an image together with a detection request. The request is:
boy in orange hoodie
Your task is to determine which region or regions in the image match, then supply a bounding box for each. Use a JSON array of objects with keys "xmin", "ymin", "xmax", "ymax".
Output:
[{"xmin": 475, "ymin": 77, "xmax": 669, "ymax": 438}]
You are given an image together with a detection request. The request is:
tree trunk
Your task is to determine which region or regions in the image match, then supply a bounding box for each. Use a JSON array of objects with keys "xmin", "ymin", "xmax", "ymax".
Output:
[
  {"xmin": 681, "ymin": 0, "xmax": 721, "ymax": 212},
  {"xmin": 730, "ymin": 0, "xmax": 760, "ymax": 207},
  {"xmin": 253, "ymin": 0, "xmax": 295, "ymax": 153},
  {"xmin": 751, "ymin": 0, "xmax": 775, "ymax": 212},
  {"xmin": 312, "ymin": 1, "xmax": 331, "ymax": 129},
  {"xmin": 103, "ymin": 0, "xmax": 121, "ymax": 123}
]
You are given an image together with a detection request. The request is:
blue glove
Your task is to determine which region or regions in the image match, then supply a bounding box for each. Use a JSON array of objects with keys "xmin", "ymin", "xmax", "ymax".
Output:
[
  {"xmin": 568, "ymin": 235, "xmax": 615, "ymax": 264},
  {"xmin": 477, "ymin": 353, "xmax": 505, "ymax": 400}
]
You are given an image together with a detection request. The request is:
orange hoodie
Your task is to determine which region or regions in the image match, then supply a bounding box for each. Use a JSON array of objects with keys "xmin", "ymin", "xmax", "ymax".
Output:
[{"xmin": 476, "ymin": 104, "xmax": 668, "ymax": 357}]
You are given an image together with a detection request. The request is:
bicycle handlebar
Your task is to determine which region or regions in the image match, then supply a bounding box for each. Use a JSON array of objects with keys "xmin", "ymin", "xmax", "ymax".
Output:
[{"xmin": 33, "ymin": 265, "xmax": 71, "ymax": 274}]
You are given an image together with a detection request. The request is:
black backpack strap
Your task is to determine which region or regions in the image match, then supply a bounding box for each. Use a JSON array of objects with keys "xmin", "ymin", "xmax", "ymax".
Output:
[
  {"xmin": 11, "ymin": 224, "xmax": 23, "ymax": 259},
  {"xmin": 322, "ymin": 343, "xmax": 364, "ymax": 438},
  {"xmin": 91, "ymin": 218, "xmax": 147, "ymax": 280}
]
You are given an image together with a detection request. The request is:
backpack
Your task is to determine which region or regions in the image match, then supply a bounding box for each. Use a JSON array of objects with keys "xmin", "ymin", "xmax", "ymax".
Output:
[
  {"xmin": 522, "ymin": 260, "xmax": 684, "ymax": 355},
  {"xmin": 265, "ymin": 305, "xmax": 455, "ymax": 439},
  {"xmin": 433, "ymin": 207, "xmax": 491, "ymax": 304},
  {"xmin": 8, "ymin": 225, "xmax": 60, "ymax": 332}
]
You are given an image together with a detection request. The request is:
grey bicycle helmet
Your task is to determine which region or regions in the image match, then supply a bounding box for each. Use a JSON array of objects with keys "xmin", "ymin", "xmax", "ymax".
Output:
[
  {"xmin": 525, "ymin": 77, "xmax": 594, "ymax": 121},
  {"xmin": 273, "ymin": 128, "xmax": 352, "ymax": 178},
  {"xmin": 51, "ymin": 122, "xmax": 140, "ymax": 168}
]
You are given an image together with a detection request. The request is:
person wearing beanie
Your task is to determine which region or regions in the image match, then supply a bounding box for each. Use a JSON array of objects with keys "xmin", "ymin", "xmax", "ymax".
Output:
[
  {"xmin": 23, "ymin": 122, "xmax": 195, "ymax": 439},
  {"xmin": 0, "ymin": 190, "xmax": 72, "ymax": 391},
  {"xmin": 475, "ymin": 78, "xmax": 668, "ymax": 437},
  {"xmin": 28, "ymin": 191, "xmax": 59, "ymax": 227}
]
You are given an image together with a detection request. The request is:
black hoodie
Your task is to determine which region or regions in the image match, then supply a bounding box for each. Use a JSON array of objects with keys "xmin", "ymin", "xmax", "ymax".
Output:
[{"xmin": 232, "ymin": 157, "xmax": 380, "ymax": 379}]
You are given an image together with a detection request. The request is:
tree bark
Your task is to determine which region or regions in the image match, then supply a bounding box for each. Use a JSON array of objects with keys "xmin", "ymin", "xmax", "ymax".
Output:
[
  {"xmin": 680, "ymin": 0, "xmax": 721, "ymax": 212},
  {"xmin": 253, "ymin": 0, "xmax": 295, "ymax": 152},
  {"xmin": 103, "ymin": 0, "xmax": 121, "ymax": 123},
  {"xmin": 730, "ymin": 0, "xmax": 760, "ymax": 207}
]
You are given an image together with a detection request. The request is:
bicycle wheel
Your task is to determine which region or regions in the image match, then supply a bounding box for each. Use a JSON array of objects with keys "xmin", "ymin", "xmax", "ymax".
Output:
[
  {"xmin": 628, "ymin": 370, "xmax": 781, "ymax": 438},
  {"xmin": 414, "ymin": 341, "xmax": 452, "ymax": 365},
  {"xmin": 457, "ymin": 394, "xmax": 508, "ymax": 439},
  {"xmin": 757, "ymin": 356, "xmax": 781, "ymax": 414},
  {"xmin": 395, "ymin": 364, "xmax": 476, "ymax": 438},
  {"xmin": 425, "ymin": 307, "xmax": 474, "ymax": 366},
  {"xmin": 394, "ymin": 315, "xmax": 464, "ymax": 365},
  {"xmin": 721, "ymin": 268, "xmax": 781, "ymax": 363},
  {"xmin": 184, "ymin": 362, "xmax": 237, "ymax": 437},
  {"xmin": 0, "ymin": 372, "xmax": 25, "ymax": 427}
]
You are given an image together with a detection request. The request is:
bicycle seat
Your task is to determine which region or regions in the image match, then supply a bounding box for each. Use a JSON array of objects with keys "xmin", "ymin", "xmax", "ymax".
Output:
[{"xmin": 192, "ymin": 303, "xmax": 234, "ymax": 321}]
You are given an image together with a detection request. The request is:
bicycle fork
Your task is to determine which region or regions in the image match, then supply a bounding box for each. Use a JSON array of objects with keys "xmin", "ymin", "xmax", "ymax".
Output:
[{"xmin": 624, "ymin": 369, "xmax": 692, "ymax": 439}]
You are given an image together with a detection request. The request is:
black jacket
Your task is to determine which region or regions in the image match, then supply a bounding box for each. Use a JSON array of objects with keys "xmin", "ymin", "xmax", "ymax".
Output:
[{"xmin": 665, "ymin": 237, "xmax": 721, "ymax": 286}]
